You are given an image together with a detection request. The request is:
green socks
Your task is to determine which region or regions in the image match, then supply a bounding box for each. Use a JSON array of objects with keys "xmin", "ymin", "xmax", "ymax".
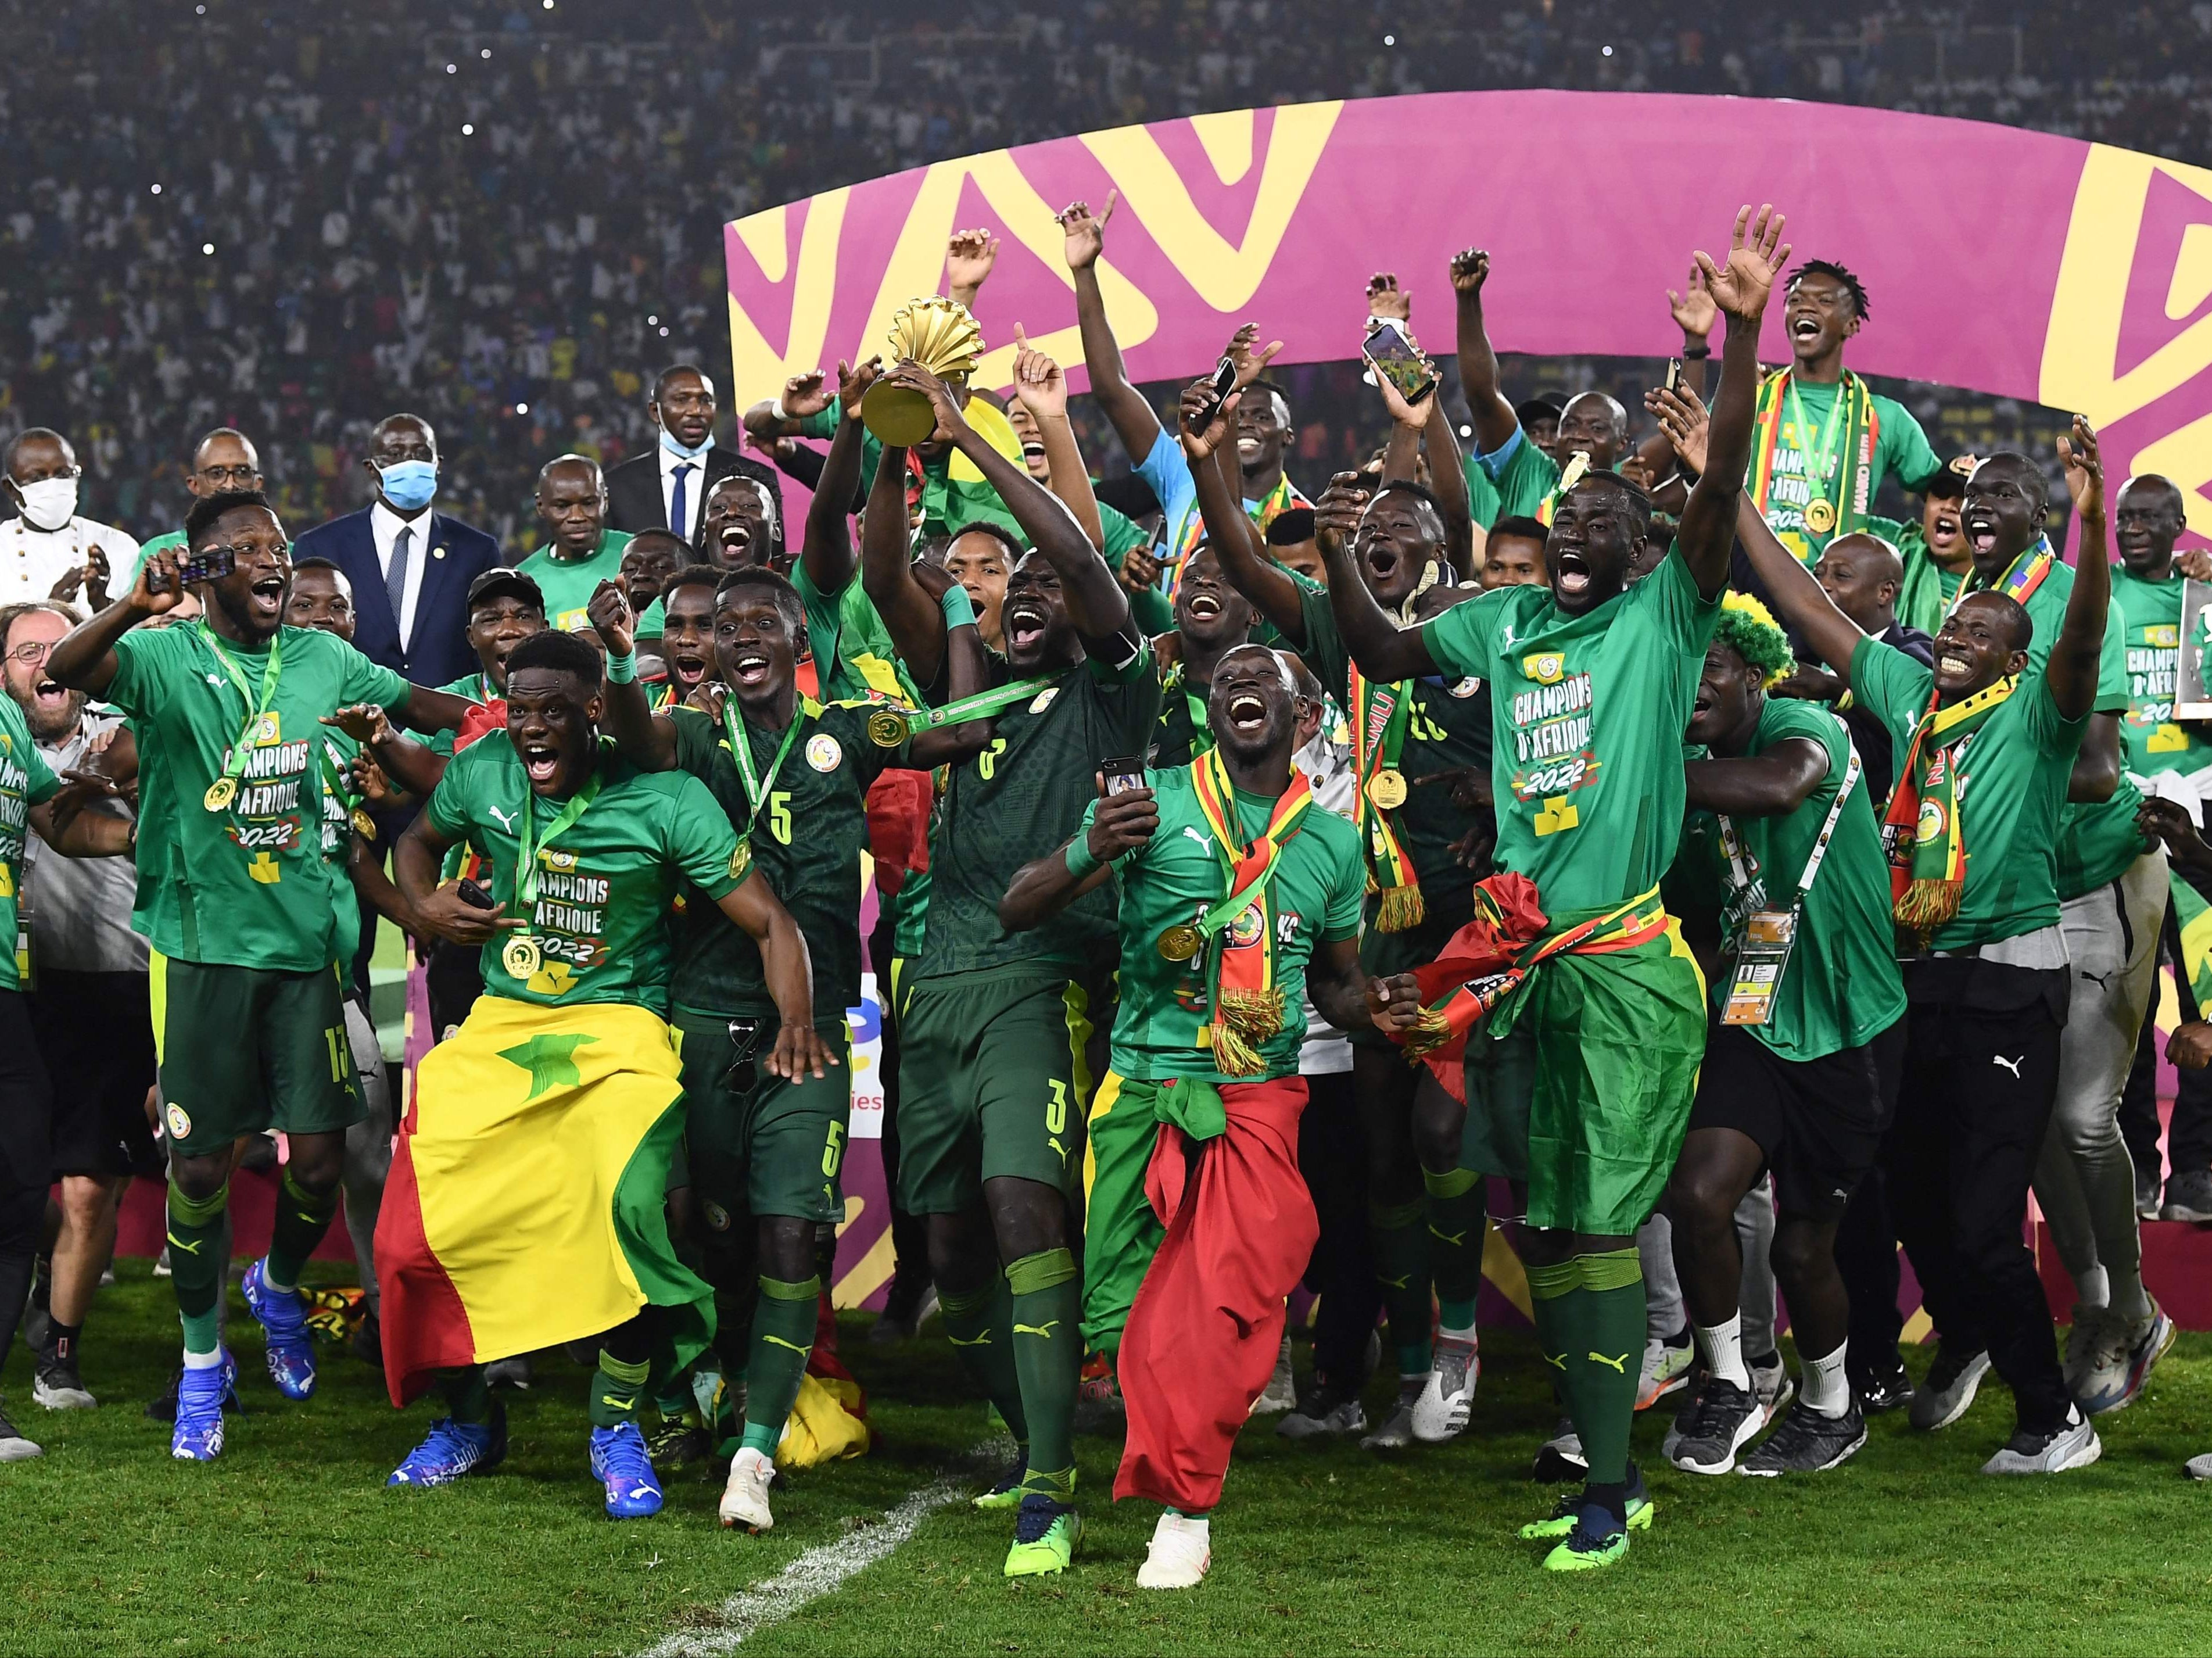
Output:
[
  {"xmin": 1007, "ymin": 1247, "xmax": 1080, "ymax": 1499},
  {"xmin": 1369, "ymin": 1197, "xmax": 1432, "ymax": 1373},
  {"xmin": 265, "ymin": 1169, "xmax": 339, "ymax": 1293},
  {"xmin": 741, "ymin": 1274, "xmax": 820, "ymax": 1456},
  {"xmin": 166, "ymin": 1179, "xmax": 231, "ymax": 1356},
  {"xmin": 1528, "ymin": 1249, "xmax": 1645, "ymax": 1488},
  {"xmin": 1422, "ymin": 1166, "xmax": 1486, "ymax": 1332},
  {"xmin": 589, "ymin": 1348, "xmax": 654, "ymax": 1430},
  {"xmin": 440, "ymin": 1366, "xmax": 492, "ymax": 1427},
  {"xmin": 940, "ymin": 1271, "xmax": 1029, "ymax": 1448}
]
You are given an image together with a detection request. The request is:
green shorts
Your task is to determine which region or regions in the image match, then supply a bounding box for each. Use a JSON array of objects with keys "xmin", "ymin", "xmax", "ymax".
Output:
[
  {"xmin": 1351, "ymin": 898, "xmax": 1473, "ymax": 1051},
  {"xmin": 895, "ymin": 963, "xmax": 1109, "ymax": 1215},
  {"xmin": 151, "ymin": 951, "xmax": 362, "ymax": 1161},
  {"xmin": 673, "ymin": 1009, "xmax": 852, "ymax": 1228},
  {"xmin": 1461, "ymin": 930, "xmax": 1706, "ymax": 1236}
]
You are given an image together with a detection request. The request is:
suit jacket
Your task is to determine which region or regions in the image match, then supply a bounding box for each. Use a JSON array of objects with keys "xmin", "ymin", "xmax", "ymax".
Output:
[
  {"xmin": 605, "ymin": 445, "xmax": 785, "ymax": 554},
  {"xmin": 291, "ymin": 507, "xmax": 502, "ymax": 686}
]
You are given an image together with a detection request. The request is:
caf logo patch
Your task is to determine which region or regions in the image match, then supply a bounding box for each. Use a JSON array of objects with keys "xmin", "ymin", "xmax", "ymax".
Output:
[
  {"xmin": 165, "ymin": 1102, "xmax": 193, "ymax": 1141},
  {"xmin": 1522, "ymin": 652, "xmax": 1566, "ymax": 685},
  {"xmin": 1224, "ymin": 903, "xmax": 1266, "ymax": 949},
  {"xmin": 1028, "ymin": 687, "xmax": 1059, "ymax": 714},
  {"xmin": 1449, "ymin": 676, "xmax": 1482, "ymax": 698},
  {"xmin": 806, "ymin": 733, "xmax": 843, "ymax": 772},
  {"xmin": 2148, "ymin": 625, "xmax": 2179, "ymax": 648},
  {"xmin": 250, "ymin": 712, "xmax": 282, "ymax": 746},
  {"xmin": 702, "ymin": 1201, "xmax": 732, "ymax": 1233}
]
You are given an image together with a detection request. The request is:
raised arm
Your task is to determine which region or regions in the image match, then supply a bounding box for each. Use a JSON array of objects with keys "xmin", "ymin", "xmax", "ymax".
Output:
[
  {"xmin": 1012, "ymin": 325, "xmax": 1105, "ymax": 552},
  {"xmin": 2049, "ymin": 416, "xmax": 2110, "ymax": 722},
  {"xmin": 1184, "ymin": 381, "xmax": 1305, "ymax": 643},
  {"xmin": 740, "ymin": 369, "xmax": 837, "ymax": 445},
  {"xmin": 801, "ymin": 357, "xmax": 882, "ymax": 597},
  {"xmin": 883, "ymin": 360, "xmax": 1132, "ymax": 647},
  {"xmin": 906, "ymin": 585, "xmax": 995, "ymax": 768},
  {"xmin": 714, "ymin": 868, "xmax": 830, "ymax": 1080},
  {"xmin": 586, "ymin": 581, "xmax": 677, "ymax": 770},
  {"xmin": 998, "ymin": 783, "xmax": 1153, "ymax": 933},
  {"xmin": 46, "ymin": 546, "xmax": 189, "ymax": 699},
  {"xmin": 1315, "ymin": 472, "xmax": 1440, "ymax": 682},
  {"xmin": 1059, "ymin": 192, "xmax": 1163, "ymax": 463},
  {"xmin": 1448, "ymin": 248, "xmax": 1520, "ymax": 459},
  {"xmin": 323, "ymin": 703, "xmax": 452, "ymax": 797},
  {"xmin": 392, "ymin": 682, "xmax": 476, "ymax": 737},
  {"xmin": 857, "ymin": 438, "xmax": 946, "ymax": 688},
  {"xmin": 1675, "ymin": 203, "xmax": 1791, "ymax": 601},
  {"xmin": 944, "ymin": 227, "xmax": 998, "ymax": 311},
  {"xmin": 1425, "ymin": 398, "xmax": 1476, "ymax": 579}
]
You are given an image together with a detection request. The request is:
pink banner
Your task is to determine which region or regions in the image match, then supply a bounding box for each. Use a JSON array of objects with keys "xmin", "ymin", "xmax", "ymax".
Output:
[{"xmin": 728, "ymin": 91, "xmax": 2212, "ymax": 542}]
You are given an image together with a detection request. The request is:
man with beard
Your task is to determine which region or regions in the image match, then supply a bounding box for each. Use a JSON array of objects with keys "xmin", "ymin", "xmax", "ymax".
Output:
[
  {"xmin": 519, "ymin": 456, "xmax": 633, "ymax": 634},
  {"xmin": 1059, "ymin": 195, "xmax": 1310, "ymax": 584},
  {"xmin": 44, "ymin": 491, "xmax": 474, "ymax": 1461},
  {"xmin": 1321, "ymin": 206, "xmax": 1786, "ymax": 1568},
  {"xmin": 1658, "ymin": 593, "xmax": 1905, "ymax": 1477},
  {"xmin": 998, "ymin": 644, "xmax": 1405, "ymax": 1588},
  {"xmin": 1480, "ymin": 517, "xmax": 1550, "ymax": 590},
  {"xmin": 590, "ymin": 554, "xmax": 989, "ymax": 1534},
  {"xmin": 1, "ymin": 428, "xmax": 139, "ymax": 610},
  {"xmin": 382, "ymin": 629, "xmax": 824, "ymax": 1519},
  {"xmin": 1198, "ymin": 381, "xmax": 1493, "ymax": 1452},
  {"xmin": 862, "ymin": 359, "xmax": 1157, "ymax": 1577},
  {"xmin": 1727, "ymin": 406, "xmax": 2116, "ymax": 1477},
  {"xmin": 3, "ymin": 601, "xmax": 155, "ymax": 1414},
  {"xmin": 1147, "ymin": 546, "xmax": 1256, "ymax": 769}
]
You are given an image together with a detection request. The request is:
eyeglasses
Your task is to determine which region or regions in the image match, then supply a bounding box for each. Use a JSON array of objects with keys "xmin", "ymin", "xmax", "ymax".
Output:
[
  {"xmin": 5, "ymin": 640, "xmax": 56, "ymax": 665},
  {"xmin": 195, "ymin": 464, "xmax": 261, "ymax": 485}
]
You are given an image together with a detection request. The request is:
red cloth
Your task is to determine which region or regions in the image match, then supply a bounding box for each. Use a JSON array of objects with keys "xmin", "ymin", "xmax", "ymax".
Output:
[
  {"xmin": 453, "ymin": 699, "xmax": 507, "ymax": 754},
  {"xmin": 865, "ymin": 769, "xmax": 934, "ymax": 897},
  {"xmin": 1114, "ymin": 1075, "xmax": 1315, "ymax": 1513}
]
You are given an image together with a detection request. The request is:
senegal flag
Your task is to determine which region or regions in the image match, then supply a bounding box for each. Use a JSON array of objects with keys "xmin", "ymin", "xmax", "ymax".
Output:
[{"xmin": 375, "ymin": 995, "xmax": 712, "ymax": 1406}]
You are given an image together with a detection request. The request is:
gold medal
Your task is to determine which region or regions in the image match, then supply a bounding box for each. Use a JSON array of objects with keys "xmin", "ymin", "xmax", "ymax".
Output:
[
  {"xmin": 501, "ymin": 934, "xmax": 543, "ymax": 980},
  {"xmin": 867, "ymin": 708, "xmax": 908, "ymax": 749},
  {"xmin": 1156, "ymin": 922, "xmax": 1202, "ymax": 962},
  {"xmin": 1804, "ymin": 496, "xmax": 1838, "ymax": 534},
  {"xmin": 1366, "ymin": 768, "xmax": 1408, "ymax": 811},
  {"xmin": 351, "ymin": 807, "xmax": 375, "ymax": 837},
  {"xmin": 203, "ymin": 776, "xmax": 237, "ymax": 813}
]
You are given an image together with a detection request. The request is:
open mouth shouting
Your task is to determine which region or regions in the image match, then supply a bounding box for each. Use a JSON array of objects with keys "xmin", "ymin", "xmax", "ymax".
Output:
[
  {"xmin": 248, "ymin": 571, "xmax": 286, "ymax": 620},
  {"xmin": 1020, "ymin": 441, "xmax": 1048, "ymax": 469},
  {"xmin": 1185, "ymin": 590, "xmax": 1223, "ymax": 624},
  {"xmin": 669, "ymin": 646, "xmax": 711, "ymax": 688},
  {"xmin": 1003, "ymin": 597, "xmax": 1049, "ymax": 654},
  {"xmin": 1553, "ymin": 547, "xmax": 1593, "ymax": 598},
  {"xmin": 1790, "ymin": 314, "xmax": 1822, "ymax": 347},
  {"xmin": 730, "ymin": 648, "xmax": 773, "ymax": 690},
  {"xmin": 1937, "ymin": 646, "xmax": 1976, "ymax": 678},
  {"xmin": 719, "ymin": 520, "xmax": 754, "ymax": 563},
  {"xmin": 519, "ymin": 739, "xmax": 561, "ymax": 787},
  {"xmin": 1962, "ymin": 507, "xmax": 2001, "ymax": 560},
  {"xmin": 1225, "ymin": 689, "xmax": 1268, "ymax": 737},
  {"xmin": 1359, "ymin": 535, "xmax": 1401, "ymax": 588}
]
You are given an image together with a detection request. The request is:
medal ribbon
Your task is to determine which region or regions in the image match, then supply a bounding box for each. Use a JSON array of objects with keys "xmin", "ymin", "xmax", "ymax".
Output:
[
  {"xmin": 1188, "ymin": 750, "xmax": 1314, "ymax": 1076},
  {"xmin": 200, "ymin": 624, "xmax": 284, "ymax": 800},
  {"xmin": 1955, "ymin": 536, "xmax": 2056, "ymax": 615},
  {"xmin": 1348, "ymin": 660, "xmax": 1423, "ymax": 930},
  {"xmin": 720, "ymin": 696, "xmax": 812, "ymax": 814},
  {"xmin": 870, "ymin": 672, "xmax": 1057, "ymax": 734},
  {"xmin": 1157, "ymin": 664, "xmax": 1216, "ymax": 758},
  {"xmin": 514, "ymin": 772, "xmax": 603, "ymax": 908},
  {"xmin": 1881, "ymin": 674, "xmax": 2016, "ymax": 935},
  {"xmin": 1749, "ymin": 370, "xmax": 1880, "ymax": 550}
]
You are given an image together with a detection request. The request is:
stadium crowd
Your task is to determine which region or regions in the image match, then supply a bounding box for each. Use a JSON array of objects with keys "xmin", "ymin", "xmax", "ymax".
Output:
[{"xmin": 4, "ymin": 0, "xmax": 2212, "ymax": 1599}]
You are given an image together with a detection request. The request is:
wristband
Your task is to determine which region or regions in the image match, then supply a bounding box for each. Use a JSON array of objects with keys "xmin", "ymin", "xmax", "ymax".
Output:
[
  {"xmin": 1064, "ymin": 838, "xmax": 1103, "ymax": 880},
  {"xmin": 940, "ymin": 581, "xmax": 978, "ymax": 632},
  {"xmin": 606, "ymin": 649, "xmax": 638, "ymax": 685},
  {"xmin": 1680, "ymin": 343, "xmax": 1712, "ymax": 359},
  {"xmin": 771, "ymin": 397, "xmax": 791, "ymax": 422}
]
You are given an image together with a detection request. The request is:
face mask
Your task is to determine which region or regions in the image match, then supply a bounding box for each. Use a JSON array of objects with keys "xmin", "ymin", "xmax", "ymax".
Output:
[
  {"xmin": 376, "ymin": 459, "xmax": 439, "ymax": 513},
  {"xmin": 14, "ymin": 476, "xmax": 78, "ymax": 532},
  {"xmin": 659, "ymin": 421, "xmax": 714, "ymax": 462}
]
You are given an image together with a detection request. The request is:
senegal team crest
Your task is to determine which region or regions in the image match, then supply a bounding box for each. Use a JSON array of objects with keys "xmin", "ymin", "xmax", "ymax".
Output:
[
  {"xmin": 1449, "ymin": 676, "xmax": 1482, "ymax": 698},
  {"xmin": 702, "ymin": 1200, "xmax": 732, "ymax": 1233},
  {"xmin": 1915, "ymin": 800, "xmax": 1948, "ymax": 845},
  {"xmin": 1521, "ymin": 652, "xmax": 1566, "ymax": 685},
  {"xmin": 250, "ymin": 711, "xmax": 282, "ymax": 746},
  {"xmin": 165, "ymin": 1102, "xmax": 193, "ymax": 1140},
  {"xmin": 1029, "ymin": 687, "xmax": 1059, "ymax": 714},
  {"xmin": 805, "ymin": 733, "xmax": 843, "ymax": 772}
]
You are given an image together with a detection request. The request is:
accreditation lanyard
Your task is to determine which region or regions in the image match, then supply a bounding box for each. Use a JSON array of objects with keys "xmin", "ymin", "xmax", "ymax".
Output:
[
  {"xmin": 1715, "ymin": 744, "xmax": 1862, "ymax": 1026},
  {"xmin": 200, "ymin": 625, "xmax": 283, "ymax": 807},
  {"xmin": 513, "ymin": 774, "xmax": 601, "ymax": 908}
]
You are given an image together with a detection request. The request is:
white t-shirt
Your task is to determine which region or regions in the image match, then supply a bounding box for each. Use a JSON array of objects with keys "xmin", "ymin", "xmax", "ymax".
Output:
[
  {"xmin": 0, "ymin": 515, "xmax": 140, "ymax": 608},
  {"xmin": 24, "ymin": 711, "xmax": 146, "ymax": 974}
]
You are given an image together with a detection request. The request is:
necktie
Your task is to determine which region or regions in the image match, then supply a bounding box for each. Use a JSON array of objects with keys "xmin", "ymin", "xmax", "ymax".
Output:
[
  {"xmin": 670, "ymin": 462, "xmax": 695, "ymax": 539},
  {"xmin": 388, "ymin": 525, "xmax": 413, "ymax": 649}
]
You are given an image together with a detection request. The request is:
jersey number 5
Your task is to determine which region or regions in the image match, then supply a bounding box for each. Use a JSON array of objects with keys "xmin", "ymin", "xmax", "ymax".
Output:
[
  {"xmin": 976, "ymin": 738, "xmax": 1009, "ymax": 781},
  {"xmin": 766, "ymin": 790, "xmax": 793, "ymax": 844}
]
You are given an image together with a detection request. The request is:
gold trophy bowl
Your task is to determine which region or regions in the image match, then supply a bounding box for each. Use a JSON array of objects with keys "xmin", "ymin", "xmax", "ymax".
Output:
[{"xmin": 862, "ymin": 296, "xmax": 984, "ymax": 445}]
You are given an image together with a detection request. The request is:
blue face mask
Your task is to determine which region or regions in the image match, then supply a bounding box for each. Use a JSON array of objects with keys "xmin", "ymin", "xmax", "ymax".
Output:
[
  {"xmin": 659, "ymin": 421, "xmax": 714, "ymax": 462},
  {"xmin": 377, "ymin": 459, "xmax": 438, "ymax": 512}
]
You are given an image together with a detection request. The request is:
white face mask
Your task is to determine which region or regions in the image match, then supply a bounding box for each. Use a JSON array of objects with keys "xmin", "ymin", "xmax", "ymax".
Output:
[{"xmin": 13, "ymin": 475, "xmax": 78, "ymax": 532}]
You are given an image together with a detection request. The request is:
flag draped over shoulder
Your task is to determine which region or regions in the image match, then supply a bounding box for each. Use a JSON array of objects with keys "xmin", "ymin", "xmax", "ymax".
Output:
[{"xmin": 375, "ymin": 995, "xmax": 711, "ymax": 1406}]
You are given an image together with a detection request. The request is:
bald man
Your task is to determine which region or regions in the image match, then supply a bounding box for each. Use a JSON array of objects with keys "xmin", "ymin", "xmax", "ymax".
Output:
[
  {"xmin": 2, "ymin": 428, "xmax": 139, "ymax": 608},
  {"xmin": 127, "ymin": 428, "xmax": 266, "ymax": 592},
  {"xmin": 518, "ymin": 455, "xmax": 634, "ymax": 633}
]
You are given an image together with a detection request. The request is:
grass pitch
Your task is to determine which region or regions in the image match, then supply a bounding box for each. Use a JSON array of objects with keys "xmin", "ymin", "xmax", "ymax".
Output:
[{"xmin": 3, "ymin": 1268, "xmax": 2209, "ymax": 1657}]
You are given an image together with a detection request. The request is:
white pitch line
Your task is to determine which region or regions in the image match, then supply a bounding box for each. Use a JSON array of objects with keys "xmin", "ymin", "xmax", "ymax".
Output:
[{"xmin": 639, "ymin": 1442, "xmax": 1003, "ymax": 1657}]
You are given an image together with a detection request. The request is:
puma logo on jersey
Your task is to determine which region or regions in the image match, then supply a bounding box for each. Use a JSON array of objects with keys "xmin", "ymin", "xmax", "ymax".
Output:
[
  {"xmin": 1014, "ymin": 1320, "xmax": 1060, "ymax": 1339},
  {"xmin": 1587, "ymin": 1351, "xmax": 1630, "ymax": 1374},
  {"xmin": 1181, "ymin": 825, "xmax": 1213, "ymax": 852},
  {"xmin": 1428, "ymin": 1225, "xmax": 1467, "ymax": 1247},
  {"xmin": 1992, "ymin": 1054, "xmax": 2024, "ymax": 1078},
  {"xmin": 488, "ymin": 805, "xmax": 518, "ymax": 831},
  {"xmin": 1541, "ymin": 1350, "xmax": 1567, "ymax": 1371},
  {"xmin": 762, "ymin": 1334, "xmax": 812, "ymax": 1356},
  {"xmin": 947, "ymin": 1330, "xmax": 992, "ymax": 1348}
]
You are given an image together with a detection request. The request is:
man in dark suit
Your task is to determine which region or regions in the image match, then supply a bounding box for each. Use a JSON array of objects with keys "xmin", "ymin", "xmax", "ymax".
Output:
[
  {"xmin": 604, "ymin": 364, "xmax": 784, "ymax": 558},
  {"xmin": 291, "ymin": 413, "xmax": 501, "ymax": 686}
]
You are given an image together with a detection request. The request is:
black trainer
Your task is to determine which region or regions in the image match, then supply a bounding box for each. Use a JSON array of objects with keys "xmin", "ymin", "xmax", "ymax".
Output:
[
  {"xmin": 1666, "ymin": 1376, "xmax": 1761, "ymax": 1475},
  {"xmin": 32, "ymin": 1340, "xmax": 96, "ymax": 1410},
  {"xmin": 1740, "ymin": 1399, "xmax": 1867, "ymax": 1475},
  {"xmin": 1852, "ymin": 1352, "xmax": 1916, "ymax": 1414}
]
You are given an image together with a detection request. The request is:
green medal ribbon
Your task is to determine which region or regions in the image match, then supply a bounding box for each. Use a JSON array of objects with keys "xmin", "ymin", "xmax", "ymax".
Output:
[
  {"xmin": 513, "ymin": 773, "xmax": 603, "ymax": 908},
  {"xmin": 870, "ymin": 673, "xmax": 1057, "ymax": 736},
  {"xmin": 720, "ymin": 699, "xmax": 808, "ymax": 814},
  {"xmin": 199, "ymin": 625, "xmax": 284, "ymax": 806},
  {"xmin": 1782, "ymin": 376, "xmax": 1851, "ymax": 514}
]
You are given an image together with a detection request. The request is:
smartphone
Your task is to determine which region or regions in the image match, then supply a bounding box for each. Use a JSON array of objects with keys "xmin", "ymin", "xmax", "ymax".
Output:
[
  {"xmin": 1664, "ymin": 357, "xmax": 1685, "ymax": 397},
  {"xmin": 175, "ymin": 545, "xmax": 237, "ymax": 588},
  {"xmin": 1102, "ymin": 755, "xmax": 1147, "ymax": 797},
  {"xmin": 456, "ymin": 879, "xmax": 495, "ymax": 911},
  {"xmin": 1192, "ymin": 353, "xmax": 1240, "ymax": 426},
  {"xmin": 1363, "ymin": 322, "xmax": 1437, "ymax": 404}
]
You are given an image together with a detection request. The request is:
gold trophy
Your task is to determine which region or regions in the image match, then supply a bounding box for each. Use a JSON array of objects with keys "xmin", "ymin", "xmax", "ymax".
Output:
[{"xmin": 861, "ymin": 297, "xmax": 984, "ymax": 445}]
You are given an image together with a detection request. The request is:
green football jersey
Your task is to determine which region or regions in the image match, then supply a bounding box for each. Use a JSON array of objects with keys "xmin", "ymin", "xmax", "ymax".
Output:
[
  {"xmin": 0, "ymin": 694, "xmax": 62, "ymax": 994},
  {"xmin": 317, "ymin": 725, "xmax": 366, "ymax": 969},
  {"xmin": 2111, "ymin": 565, "xmax": 2207, "ymax": 777},
  {"xmin": 106, "ymin": 623, "xmax": 408, "ymax": 972},
  {"xmin": 1424, "ymin": 553, "xmax": 1718, "ymax": 919},
  {"xmin": 1756, "ymin": 382, "xmax": 1942, "ymax": 561},
  {"xmin": 668, "ymin": 698, "xmax": 912, "ymax": 1018},
  {"xmin": 917, "ymin": 646, "xmax": 1160, "ymax": 977},
  {"xmin": 518, "ymin": 529, "xmax": 633, "ymax": 633},
  {"xmin": 1479, "ymin": 432, "xmax": 1564, "ymax": 521},
  {"xmin": 1147, "ymin": 668, "xmax": 1213, "ymax": 769},
  {"xmin": 1081, "ymin": 765, "xmax": 1363, "ymax": 1082},
  {"xmin": 1100, "ymin": 504, "xmax": 1174, "ymax": 637},
  {"xmin": 1674, "ymin": 697, "xmax": 1905, "ymax": 1061},
  {"xmin": 1296, "ymin": 573, "xmax": 1493, "ymax": 922},
  {"xmin": 425, "ymin": 739, "xmax": 745, "ymax": 1011},
  {"xmin": 1849, "ymin": 635, "xmax": 2085, "ymax": 951}
]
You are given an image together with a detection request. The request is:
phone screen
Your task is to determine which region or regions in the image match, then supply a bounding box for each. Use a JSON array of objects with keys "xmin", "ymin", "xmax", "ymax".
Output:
[
  {"xmin": 1363, "ymin": 323, "xmax": 1436, "ymax": 402},
  {"xmin": 1665, "ymin": 357, "xmax": 1684, "ymax": 396},
  {"xmin": 1102, "ymin": 755, "xmax": 1146, "ymax": 796},
  {"xmin": 177, "ymin": 545, "xmax": 236, "ymax": 586}
]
